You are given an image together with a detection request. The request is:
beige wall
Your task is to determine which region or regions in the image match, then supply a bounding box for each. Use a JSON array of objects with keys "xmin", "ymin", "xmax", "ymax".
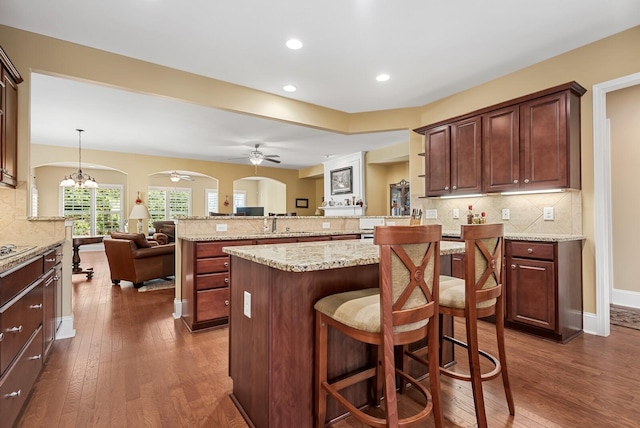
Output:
[
  {"xmin": 608, "ymin": 84, "xmax": 640, "ymax": 294},
  {"xmin": 3, "ymin": 23, "xmax": 640, "ymax": 316}
]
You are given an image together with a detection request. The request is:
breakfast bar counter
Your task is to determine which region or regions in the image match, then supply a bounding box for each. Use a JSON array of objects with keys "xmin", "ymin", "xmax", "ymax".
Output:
[{"xmin": 224, "ymin": 239, "xmax": 465, "ymax": 428}]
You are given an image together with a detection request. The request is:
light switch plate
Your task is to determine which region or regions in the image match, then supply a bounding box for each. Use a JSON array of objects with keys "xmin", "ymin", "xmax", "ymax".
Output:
[
  {"xmin": 243, "ymin": 291, "xmax": 251, "ymax": 318},
  {"xmin": 453, "ymin": 208, "xmax": 460, "ymax": 219},
  {"xmin": 425, "ymin": 209, "xmax": 437, "ymax": 219},
  {"xmin": 543, "ymin": 207, "xmax": 554, "ymax": 221},
  {"xmin": 322, "ymin": 222, "xmax": 330, "ymax": 229},
  {"xmin": 502, "ymin": 209, "xmax": 510, "ymax": 220},
  {"xmin": 216, "ymin": 223, "xmax": 228, "ymax": 232}
]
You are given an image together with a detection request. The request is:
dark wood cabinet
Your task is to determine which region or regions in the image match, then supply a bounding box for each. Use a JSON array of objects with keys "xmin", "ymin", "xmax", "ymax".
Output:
[
  {"xmin": 0, "ymin": 46, "xmax": 22, "ymax": 189},
  {"xmin": 506, "ymin": 239, "xmax": 583, "ymax": 343},
  {"xmin": 43, "ymin": 245, "xmax": 63, "ymax": 358},
  {"xmin": 415, "ymin": 82, "xmax": 586, "ymax": 196}
]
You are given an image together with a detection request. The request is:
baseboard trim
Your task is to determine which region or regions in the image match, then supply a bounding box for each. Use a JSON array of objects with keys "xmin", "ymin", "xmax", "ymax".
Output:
[
  {"xmin": 583, "ymin": 311, "xmax": 598, "ymax": 335},
  {"xmin": 173, "ymin": 298, "xmax": 183, "ymax": 319},
  {"xmin": 611, "ymin": 288, "xmax": 640, "ymax": 309},
  {"xmin": 56, "ymin": 315, "xmax": 76, "ymax": 339}
]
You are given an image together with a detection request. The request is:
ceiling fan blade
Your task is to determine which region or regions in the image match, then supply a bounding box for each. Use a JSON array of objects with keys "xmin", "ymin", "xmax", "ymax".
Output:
[
  {"xmin": 265, "ymin": 154, "xmax": 280, "ymax": 158},
  {"xmin": 181, "ymin": 176, "xmax": 195, "ymax": 181},
  {"xmin": 263, "ymin": 157, "xmax": 281, "ymax": 164}
]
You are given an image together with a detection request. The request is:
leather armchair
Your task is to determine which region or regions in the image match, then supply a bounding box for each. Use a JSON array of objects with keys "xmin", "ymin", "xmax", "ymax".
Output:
[{"xmin": 104, "ymin": 232, "xmax": 175, "ymax": 288}]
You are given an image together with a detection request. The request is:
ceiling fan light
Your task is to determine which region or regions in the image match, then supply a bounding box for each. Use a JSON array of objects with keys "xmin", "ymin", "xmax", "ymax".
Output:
[
  {"xmin": 250, "ymin": 157, "xmax": 263, "ymax": 165},
  {"xmin": 170, "ymin": 175, "xmax": 180, "ymax": 182}
]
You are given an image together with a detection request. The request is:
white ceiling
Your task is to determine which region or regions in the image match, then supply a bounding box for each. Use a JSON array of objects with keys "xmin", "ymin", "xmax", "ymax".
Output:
[{"xmin": 3, "ymin": 0, "xmax": 640, "ymax": 170}]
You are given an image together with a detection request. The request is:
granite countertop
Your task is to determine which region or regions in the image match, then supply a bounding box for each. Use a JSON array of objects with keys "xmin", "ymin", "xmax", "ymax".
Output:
[
  {"xmin": 180, "ymin": 230, "xmax": 365, "ymax": 242},
  {"xmin": 0, "ymin": 240, "xmax": 65, "ymax": 273},
  {"xmin": 442, "ymin": 230, "xmax": 585, "ymax": 242},
  {"xmin": 223, "ymin": 239, "xmax": 465, "ymax": 273}
]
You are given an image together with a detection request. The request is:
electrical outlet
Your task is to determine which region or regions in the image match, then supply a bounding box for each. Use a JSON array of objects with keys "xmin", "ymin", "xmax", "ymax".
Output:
[
  {"xmin": 501, "ymin": 209, "xmax": 510, "ymax": 220},
  {"xmin": 425, "ymin": 209, "xmax": 437, "ymax": 219},
  {"xmin": 322, "ymin": 222, "xmax": 330, "ymax": 229},
  {"xmin": 453, "ymin": 208, "xmax": 460, "ymax": 219},
  {"xmin": 216, "ymin": 223, "xmax": 228, "ymax": 232},
  {"xmin": 243, "ymin": 291, "xmax": 251, "ymax": 318},
  {"xmin": 543, "ymin": 206, "xmax": 554, "ymax": 221}
]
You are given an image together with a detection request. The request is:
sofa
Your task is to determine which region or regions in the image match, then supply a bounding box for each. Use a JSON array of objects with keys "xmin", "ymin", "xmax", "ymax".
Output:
[
  {"xmin": 152, "ymin": 221, "xmax": 176, "ymax": 242},
  {"xmin": 104, "ymin": 232, "xmax": 175, "ymax": 288}
]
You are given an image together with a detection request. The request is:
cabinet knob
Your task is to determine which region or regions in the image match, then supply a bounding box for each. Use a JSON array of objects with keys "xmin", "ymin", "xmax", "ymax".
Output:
[
  {"xmin": 30, "ymin": 304, "xmax": 43, "ymax": 310},
  {"xmin": 5, "ymin": 390, "xmax": 21, "ymax": 399},
  {"xmin": 6, "ymin": 325, "xmax": 23, "ymax": 333},
  {"xmin": 524, "ymin": 178, "xmax": 530, "ymax": 184},
  {"xmin": 54, "ymin": 275, "xmax": 60, "ymax": 281},
  {"xmin": 527, "ymin": 248, "xmax": 533, "ymax": 254},
  {"xmin": 444, "ymin": 186, "xmax": 449, "ymax": 190},
  {"xmin": 224, "ymin": 278, "xmax": 229, "ymax": 284},
  {"xmin": 28, "ymin": 354, "xmax": 42, "ymax": 361},
  {"xmin": 224, "ymin": 262, "xmax": 229, "ymax": 268},
  {"xmin": 0, "ymin": 332, "xmax": 4, "ymax": 341},
  {"xmin": 511, "ymin": 264, "xmax": 516, "ymax": 270},
  {"xmin": 224, "ymin": 300, "xmax": 230, "ymax": 306},
  {"xmin": 452, "ymin": 185, "xmax": 457, "ymax": 190},
  {"xmin": 513, "ymin": 179, "xmax": 519, "ymax": 184}
]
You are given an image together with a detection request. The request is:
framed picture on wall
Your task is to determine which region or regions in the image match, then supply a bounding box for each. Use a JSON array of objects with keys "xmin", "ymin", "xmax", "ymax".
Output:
[
  {"xmin": 295, "ymin": 198, "xmax": 309, "ymax": 208},
  {"xmin": 330, "ymin": 166, "xmax": 353, "ymax": 195}
]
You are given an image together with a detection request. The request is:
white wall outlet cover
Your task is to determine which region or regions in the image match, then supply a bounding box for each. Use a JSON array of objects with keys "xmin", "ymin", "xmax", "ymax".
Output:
[
  {"xmin": 425, "ymin": 209, "xmax": 437, "ymax": 219},
  {"xmin": 502, "ymin": 209, "xmax": 510, "ymax": 220},
  {"xmin": 243, "ymin": 291, "xmax": 251, "ymax": 318},
  {"xmin": 322, "ymin": 222, "xmax": 330, "ymax": 229},
  {"xmin": 453, "ymin": 208, "xmax": 460, "ymax": 219},
  {"xmin": 543, "ymin": 206, "xmax": 555, "ymax": 221},
  {"xmin": 216, "ymin": 223, "xmax": 228, "ymax": 232}
]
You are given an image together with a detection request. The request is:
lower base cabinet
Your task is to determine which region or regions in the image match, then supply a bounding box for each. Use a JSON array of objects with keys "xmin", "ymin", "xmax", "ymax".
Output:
[{"xmin": 506, "ymin": 240, "xmax": 583, "ymax": 343}]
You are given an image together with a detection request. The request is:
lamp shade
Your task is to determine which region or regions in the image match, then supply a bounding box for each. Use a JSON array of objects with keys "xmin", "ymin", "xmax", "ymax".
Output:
[{"xmin": 129, "ymin": 203, "xmax": 150, "ymax": 219}]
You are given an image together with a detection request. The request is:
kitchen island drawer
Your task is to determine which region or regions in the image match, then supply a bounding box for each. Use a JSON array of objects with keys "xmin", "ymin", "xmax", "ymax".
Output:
[
  {"xmin": 196, "ymin": 240, "xmax": 254, "ymax": 258},
  {"xmin": 196, "ymin": 257, "xmax": 230, "ymax": 274},
  {"xmin": 0, "ymin": 256, "xmax": 42, "ymax": 307},
  {"xmin": 509, "ymin": 241, "xmax": 554, "ymax": 260},
  {"xmin": 196, "ymin": 272, "xmax": 229, "ymax": 290},
  {"xmin": 196, "ymin": 288, "xmax": 229, "ymax": 322}
]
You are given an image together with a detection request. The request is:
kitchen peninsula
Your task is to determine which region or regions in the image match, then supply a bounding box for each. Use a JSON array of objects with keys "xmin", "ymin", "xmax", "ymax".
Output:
[{"xmin": 222, "ymin": 238, "xmax": 465, "ymax": 428}]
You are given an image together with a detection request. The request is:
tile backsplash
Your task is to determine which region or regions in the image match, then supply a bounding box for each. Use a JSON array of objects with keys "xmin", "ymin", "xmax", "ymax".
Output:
[{"xmin": 413, "ymin": 190, "xmax": 582, "ymax": 235}]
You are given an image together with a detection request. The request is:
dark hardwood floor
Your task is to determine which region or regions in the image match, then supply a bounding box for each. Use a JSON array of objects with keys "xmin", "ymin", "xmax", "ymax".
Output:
[{"xmin": 17, "ymin": 250, "xmax": 640, "ymax": 427}]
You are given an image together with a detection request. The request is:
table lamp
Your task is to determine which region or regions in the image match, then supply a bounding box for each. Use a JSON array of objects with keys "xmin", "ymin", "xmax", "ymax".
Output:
[{"xmin": 129, "ymin": 202, "xmax": 150, "ymax": 234}]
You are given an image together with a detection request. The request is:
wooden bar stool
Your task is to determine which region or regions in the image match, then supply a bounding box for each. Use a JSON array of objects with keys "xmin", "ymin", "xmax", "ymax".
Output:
[
  {"xmin": 314, "ymin": 225, "xmax": 444, "ymax": 428},
  {"xmin": 427, "ymin": 223, "xmax": 514, "ymax": 427}
]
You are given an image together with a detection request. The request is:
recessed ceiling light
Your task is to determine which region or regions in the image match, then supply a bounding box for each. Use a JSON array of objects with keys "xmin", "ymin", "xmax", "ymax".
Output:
[
  {"xmin": 376, "ymin": 74, "xmax": 390, "ymax": 82},
  {"xmin": 283, "ymin": 85, "xmax": 297, "ymax": 92},
  {"xmin": 286, "ymin": 39, "xmax": 303, "ymax": 50}
]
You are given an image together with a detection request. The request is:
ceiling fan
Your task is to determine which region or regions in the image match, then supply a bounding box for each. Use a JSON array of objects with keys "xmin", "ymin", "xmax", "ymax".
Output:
[
  {"xmin": 230, "ymin": 144, "xmax": 281, "ymax": 165},
  {"xmin": 168, "ymin": 171, "xmax": 194, "ymax": 182}
]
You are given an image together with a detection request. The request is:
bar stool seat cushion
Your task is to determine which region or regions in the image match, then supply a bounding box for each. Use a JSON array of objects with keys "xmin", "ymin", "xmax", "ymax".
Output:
[
  {"xmin": 439, "ymin": 275, "xmax": 496, "ymax": 309},
  {"xmin": 315, "ymin": 288, "xmax": 430, "ymax": 333}
]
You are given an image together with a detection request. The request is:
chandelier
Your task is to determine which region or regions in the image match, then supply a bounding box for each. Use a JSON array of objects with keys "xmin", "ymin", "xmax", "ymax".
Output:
[{"xmin": 59, "ymin": 129, "xmax": 98, "ymax": 188}]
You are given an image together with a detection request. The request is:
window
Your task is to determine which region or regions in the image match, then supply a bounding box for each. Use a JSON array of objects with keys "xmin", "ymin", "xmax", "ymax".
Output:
[
  {"xmin": 206, "ymin": 189, "xmax": 218, "ymax": 214},
  {"xmin": 61, "ymin": 185, "xmax": 123, "ymax": 236},
  {"xmin": 233, "ymin": 190, "xmax": 246, "ymax": 213},
  {"xmin": 148, "ymin": 187, "xmax": 192, "ymax": 227}
]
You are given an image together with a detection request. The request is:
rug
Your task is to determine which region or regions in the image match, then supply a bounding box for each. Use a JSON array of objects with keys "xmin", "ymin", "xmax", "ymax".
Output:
[
  {"xmin": 120, "ymin": 277, "xmax": 175, "ymax": 292},
  {"xmin": 610, "ymin": 305, "xmax": 640, "ymax": 331}
]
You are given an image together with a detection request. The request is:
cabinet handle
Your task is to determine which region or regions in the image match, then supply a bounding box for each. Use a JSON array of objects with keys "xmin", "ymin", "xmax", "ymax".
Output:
[
  {"xmin": 513, "ymin": 179, "xmax": 519, "ymax": 184},
  {"xmin": 0, "ymin": 332, "xmax": 4, "ymax": 341},
  {"xmin": 224, "ymin": 278, "xmax": 229, "ymax": 284},
  {"xmin": 54, "ymin": 275, "xmax": 60, "ymax": 281},
  {"xmin": 5, "ymin": 390, "xmax": 21, "ymax": 399},
  {"xmin": 6, "ymin": 325, "xmax": 23, "ymax": 333},
  {"xmin": 524, "ymin": 178, "xmax": 530, "ymax": 184},
  {"xmin": 45, "ymin": 258, "xmax": 56, "ymax": 262},
  {"xmin": 45, "ymin": 277, "xmax": 54, "ymax": 286},
  {"xmin": 224, "ymin": 300, "xmax": 230, "ymax": 306},
  {"xmin": 56, "ymin": 253, "xmax": 64, "ymax": 256},
  {"xmin": 527, "ymin": 248, "xmax": 533, "ymax": 254},
  {"xmin": 224, "ymin": 262, "xmax": 229, "ymax": 268},
  {"xmin": 511, "ymin": 264, "xmax": 516, "ymax": 270},
  {"xmin": 30, "ymin": 304, "xmax": 43, "ymax": 309},
  {"xmin": 28, "ymin": 354, "xmax": 42, "ymax": 361}
]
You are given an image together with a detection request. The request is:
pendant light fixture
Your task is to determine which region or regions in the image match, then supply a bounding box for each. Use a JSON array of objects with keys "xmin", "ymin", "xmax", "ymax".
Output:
[{"xmin": 60, "ymin": 129, "xmax": 98, "ymax": 188}]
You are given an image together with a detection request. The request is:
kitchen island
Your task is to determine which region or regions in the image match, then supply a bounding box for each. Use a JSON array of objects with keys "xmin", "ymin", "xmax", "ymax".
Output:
[{"xmin": 223, "ymin": 239, "xmax": 465, "ymax": 428}]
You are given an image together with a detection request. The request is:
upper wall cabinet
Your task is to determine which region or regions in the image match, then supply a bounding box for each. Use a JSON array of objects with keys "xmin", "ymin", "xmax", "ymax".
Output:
[
  {"xmin": 415, "ymin": 82, "xmax": 586, "ymax": 197},
  {"xmin": 0, "ymin": 45, "xmax": 23, "ymax": 189}
]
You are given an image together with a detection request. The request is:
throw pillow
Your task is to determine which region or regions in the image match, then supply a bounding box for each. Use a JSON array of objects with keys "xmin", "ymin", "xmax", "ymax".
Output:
[
  {"xmin": 110, "ymin": 232, "xmax": 152, "ymax": 248},
  {"xmin": 153, "ymin": 233, "xmax": 169, "ymax": 245}
]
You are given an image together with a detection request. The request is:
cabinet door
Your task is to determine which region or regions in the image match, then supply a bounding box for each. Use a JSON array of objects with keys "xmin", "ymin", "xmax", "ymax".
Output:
[
  {"xmin": 423, "ymin": 125, "xmax": 450, "ymax": 196},
  {"xmin": 451, "ymin": 116, "xmax": 482, "ymax": 194},
  {"xmin": 451, "ymin": 253, "xmax": 465, "ymax": 279},
  {"xmin": 483, "ymin": 106, "xmax": 519, "ymax": 192},
  {"xmin": 43, "ymin": 269, "xmax": 56, "ymax": 358},
  {"xmin": 507, "ymin": 257, "xmax": 556, "ymax": 331},
  {"xmin": 1, "ymin": 71, "xmax": 18, "ymax": 187},
  {"xmin": 521, "ymin": 92, "xmax": 567, "ymax": 189}
]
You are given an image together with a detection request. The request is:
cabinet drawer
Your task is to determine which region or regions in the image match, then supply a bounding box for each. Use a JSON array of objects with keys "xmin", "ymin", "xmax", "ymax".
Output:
[
  {"xmin": 509, "ymin": 241, "xmax": 554, "ymax": 261},
  {"xmin": 196, "ymin": 288, "xmax": 230, "ymax": 322},
  {"xmin": 0, "ymin": 327, "xmax": 43, "ymax": 428},
  {"xmin": 196, "ymin": 257, "xmax": 230, "ymax": 274},
  {"xmin": 331, "ymin": 234, "xmax": 360, "ymax": 240},
  {"xmin": 0, "ymin": 256, "xmax": 43, "ymax": 307},
  {"xmin": 196, "ymin": 272, "xmax": 229, "ymax": 290},
  {"xmin": 196, "ymin": 240, "xmax": 254, "ymax": 258},
  {"xmin": 43, "ymin": 246, "xmax": 63, "ymax": 272},
  {"xmin": 0, "ymin": 279, "xmax": 44, "ymax": 375}
]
